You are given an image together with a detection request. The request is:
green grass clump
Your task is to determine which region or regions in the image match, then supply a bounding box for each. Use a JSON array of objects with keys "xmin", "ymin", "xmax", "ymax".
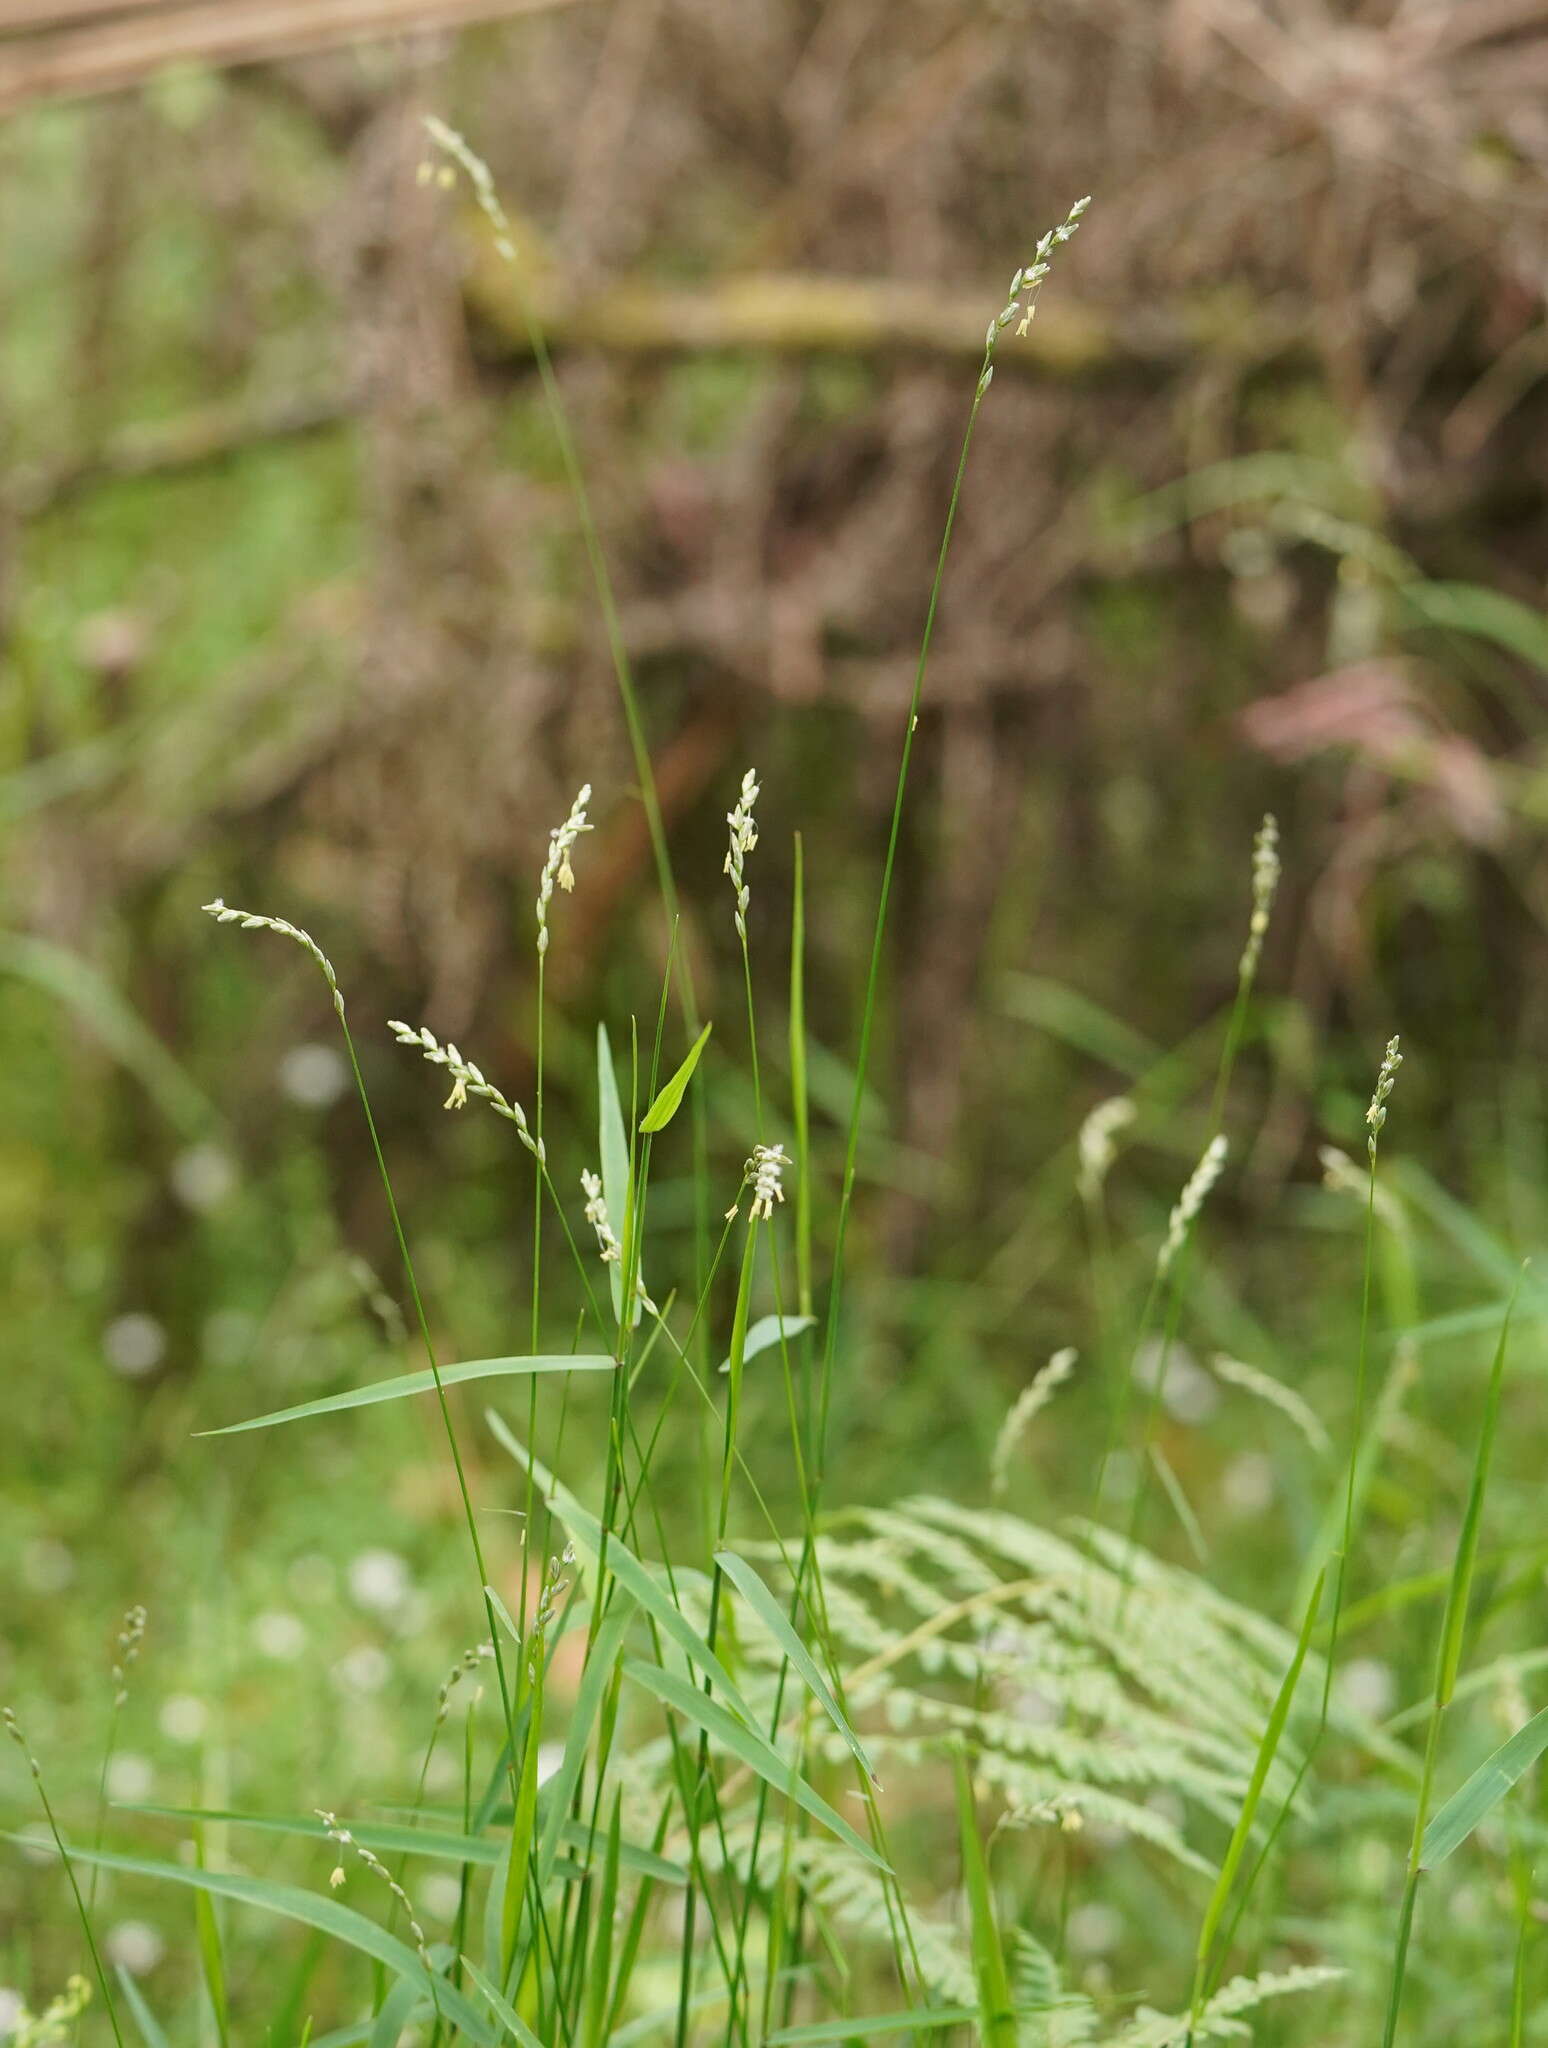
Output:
[{"xmin": 5, "ymin": 141, "xmax": 1546, "ymax": 2048}]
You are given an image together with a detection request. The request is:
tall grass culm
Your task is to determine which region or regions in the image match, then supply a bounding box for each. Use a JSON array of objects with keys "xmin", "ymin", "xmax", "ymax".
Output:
[{"xmin": 5, "ymin": 127, "xmax": 1543, "ymax": 2048}]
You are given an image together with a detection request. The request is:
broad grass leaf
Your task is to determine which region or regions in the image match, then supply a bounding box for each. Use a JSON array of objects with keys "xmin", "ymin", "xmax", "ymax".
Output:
[
  {"xmin": 1421, "ymin": 1703, "xmax": 1548, "ymax": 1867},
  {"xmin": 717, "ymin": 1313, "xmax": 816, "ymax": 1374},
  {"xmin": 10, "ymin": 1841, "xmax": 495, "ymax": 2047},
  {"xmin": 597, "ymin": 1023, "xmax": 632, "ymax": 1323},
  {"xmin": 200, "ymin": 1354, "xmax": 613, "ymax": 1436},
  {"xmin": 462, "ymin": 1958, "xmax": 547, "ymax": 2048},
  {"xmin": 623, "ymin": 1660, "xmax": 887, "ymax": 1870},
  {"xmin": 1401, "ymin": 581, "xmax": 1548, "ymax": 673},
  {"xmin": 712, "ymin": 1549, "xmax": 876, "ymax": 1783},
  {"xmin": 115, "ymin": 1967, "xmax": 172, "ymax": 2048},
  {"xmin": 639, "ymin": 1021, "xmax": 712, "ymax": 1133},
  {"xmin": 487, "ymin": 1416, "xmax": 755, "ymax": 1725}
]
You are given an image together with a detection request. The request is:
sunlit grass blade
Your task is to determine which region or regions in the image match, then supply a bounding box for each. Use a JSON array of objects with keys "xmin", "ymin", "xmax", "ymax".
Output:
[
  {"xmin": 953, "ymin": 1748, "xmax": 1016, "ymax": 2048},
  {"xmin": 1420, "ymin": 1702, "xmax": 1548, "ymax": 1868},
  {"xmin": 639, "ymin": 1021, "xmax": 712, "ymax": 1133},
  {"xmin": 8, "ymin": 1840, "xmax": 496, "ymax": 2048},
  {"xmin": 198, "ymin": 1354, "xmax": 613, "ymax": 1435},
  {"xmin": 712, "ymin": 1549, "xmax": 877, "ymax": 1784},
  {"xmin": 462, "ymin": 1956, "xmax": 547, "ymax": 2048},
  {"xmin": 193, "ymin": 1830, "xmax": 231, "ymax": 2048},
  {"xmin": 622, "ymin": 1660, "xmax": 887, "ymax": 1870},
  {"xmin": 718, "ymin": 1313, "xmax": 816, "ymax": 1374},
  {"xmin": 582, "ymin": 1795, "xmax": 624, "ymax": 2048},
  {"xmin": 598, "ymin": 1022, "xmax": 633, "ymax": 1325},
  {"xmin": 488, "ymin": 1416, "xmax": 756, "ymax": 1724},
  {"xmin": 115, "ymin": 1967, "xmax": 172, "ymax": 2048},
  {"xmin": 1192, "ymin": 1567, "xmax": 1324, "ymax": 2008}
]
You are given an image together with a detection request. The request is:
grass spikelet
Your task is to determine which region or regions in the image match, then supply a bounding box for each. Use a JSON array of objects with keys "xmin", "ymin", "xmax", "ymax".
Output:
[
  {"xmin": 1157, "ymin": 1134, "xmax": 1228, "ymax": 1278},
  {"xmin": 201, "ymin": 900, "xmax": 344, "ymax": 1014},
  {"xmin": 1210, "ymin": 1353, "xmax": 1331, "ymax": 1458},
  {"xmin": 387, "ymin": 1021, "xmax": 542, "ymax": 1158},
  {"xmin": 990, "ymin": 1348, "xmax": 1077, "ymax": 1499}
]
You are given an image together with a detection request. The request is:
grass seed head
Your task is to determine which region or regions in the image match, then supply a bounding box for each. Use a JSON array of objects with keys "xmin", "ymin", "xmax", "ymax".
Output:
[
  {"xmin": 1158, "ymin": 1134, "xmax": 1229, "ymax": 1277},
  {"xmin": 202, "ymin": 900, "xmax": 344, "ymax": 1015},
  {"xmin": 1365, "ymin": 1035, "xmax": 1403, "ymax": 1159},
  {"xmin": 388, "ymin": 1022, "xmax": 543, "ymax": 1161},
  {"xmin": 724, "ymin": 769, "xmax": 761, "ymax": 941},
  {"xmin": 747, "ymin": 1141, "xmax": 791, "ymax": 1220},
  {"xmin": 536, "ymin": 784, "xmax": 593, "ymax": 955}
]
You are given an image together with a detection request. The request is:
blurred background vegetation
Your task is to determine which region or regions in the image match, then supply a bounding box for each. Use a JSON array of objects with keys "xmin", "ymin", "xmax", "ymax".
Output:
[{"xmin": 4, "ymin": 0, "xmax": 1548, "ymax": 2034}]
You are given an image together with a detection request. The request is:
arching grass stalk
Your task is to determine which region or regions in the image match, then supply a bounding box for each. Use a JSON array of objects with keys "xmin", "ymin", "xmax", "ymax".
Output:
[
  {"xmin": 814, "ymin": 195, "xmax": 1089, "ymax": 1485},
  {"xmin": 422, "ymin": 114, "xmax": 715, "ymax": 1336},
  {"xmin": 527, "ymin": 785, "xmax": 593, "ymax": 1636},
  {"xmin": 87, "ymin": 1604, "xmax": 145, "ymax": 1916},
  {"xmin": 202, "ymin": 904, "xmax": 522, "ymax": 1762},
  {"xmin": 1100, "ymin": 813, "xmax": 1279, "ymax": 1563},
  {"xmin": 4, "ymin": 1710, "xmax": 126, "ymax": 2048}
]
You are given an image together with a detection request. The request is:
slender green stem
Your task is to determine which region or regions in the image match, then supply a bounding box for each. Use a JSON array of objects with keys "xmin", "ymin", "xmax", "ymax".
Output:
[{"xmin": 4, "ymin": 1718, "xmax": 126, "ymax": 2048}]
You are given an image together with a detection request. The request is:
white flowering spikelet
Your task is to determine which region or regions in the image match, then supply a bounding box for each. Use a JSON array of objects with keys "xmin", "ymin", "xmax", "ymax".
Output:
[
  {"xmin": 748, "ymin": 1142, "xmax": 791, "ymax": 1221},
  {"xmin": 388, "ymin": 1022, "xmax": 542, "ymax": 1160},
  {"xmin": 979, "ymin": 195, "xmax": 1090, "ymax": 393},
  {"xmin": 991, "ymin": 1347, "xmax": 1078, "ymax": 1498},
  {"xmin": 1238, "ymin": 812, "xmax": 1281, "ymax": 984},
  {"xmin": 581, "ymin": 1169, "xmax": 656, "ymax": 1314},
  {"xmin": 1157, "ymin": 1134, "xmax": 1229, "ymax": 1277},
  {"xmin": 724, "ymin": 769, "xmax": 760, "ymax": 941},
  {"xmin": 202, "ymin": 899, "xmax": 344, "ymax": 1015},
  {"xmin": 536, "ymin": 784, "xmax": 592, "ymax": 956},
  {"xmin": 1366, "ymin": 1035, "xmax": 1402, "ymax": 1160},
  {"xmin": 317, "ymin": 1811, "xmax": 433, "ymax": 1971},
  {"xmin": 1077, "ymin": 1096, "xmax": 1135, "ymax": 1205}
]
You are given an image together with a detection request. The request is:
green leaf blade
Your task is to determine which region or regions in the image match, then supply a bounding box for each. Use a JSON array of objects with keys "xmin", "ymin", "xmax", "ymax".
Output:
[
  {"xmin": 639, "ymin": 1021, "xmax": 712, "ymax": 1133},
  {"xmin": 199, "ymin": 1354, "xmax": 614, "ymax": 1437}
]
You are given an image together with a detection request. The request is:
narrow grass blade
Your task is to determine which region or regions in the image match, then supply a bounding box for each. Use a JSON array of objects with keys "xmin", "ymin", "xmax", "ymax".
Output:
[
  {"xmin": 717, "ymin": 1313, "xmax": 816, "ymax": 1375},
  {"xmin": 953, "ymin": 1748, "xmax": 1017, "ymax": 2048},
  {"xmin": 1421, "ymin": 1702, "xmax": 1548, "ymax": 1868},
  {"xmin": 367, "ymin": 1978, "xmax": 426, "ymax": 2048},
  {"xmin": 115, "ymin": 1968, "xmax": 172, "ymax": 2048},
  {"xmin": 582, "ymin": 1795, "xmax": 624, "ymax": 2048},
  {"xmin": 1193, "ymin": 1567, "xmax": 1324, "ymax": 1993},
  {"xmin": 639, "ymin": 1021, "xmax": 712, "ymax": 1133},
  {"xmin": 535, "ymin": 1595, "xmax": 635, "ymax": 1888},
  {"xmin": 598, "ymin": 1022, "xmax": 632, "ymax": 1323},
  {"xmin": 462, "ymin": 1957, "xmax": 547, "ymax": 2048},
  {"xmin": 1436, "ymin": 1277, "xmax": 1519, "ymax": 1706},
  {"xmin": 501, "ymin": 1682, "xmax": 545, "ymax": 1968},
  {"xmin": 488, "ymin": 1419, "xmax": 756, "ymax": 1724},
  {"xmin": 199, "ymin": 1354, "xmax": 613, "ymax": 1435},
  {"xmin": 193, "ymin": 1866, "xmax": 230, "ymax": 2048},
  {"xmin": 768, "ymin": 2010, "xmax": 977, "ymax": 2045},
  {"xmin": 623, "ymin": 1660, "xmax": 886, "ymax": 1870},
  {"xmin": 8, "ymin": 1841, "xmax": 495, "ymax": 2048},
  {"xmin": 712, "ymin": 1550, "xmax": 876, "ymax": 1784}
]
